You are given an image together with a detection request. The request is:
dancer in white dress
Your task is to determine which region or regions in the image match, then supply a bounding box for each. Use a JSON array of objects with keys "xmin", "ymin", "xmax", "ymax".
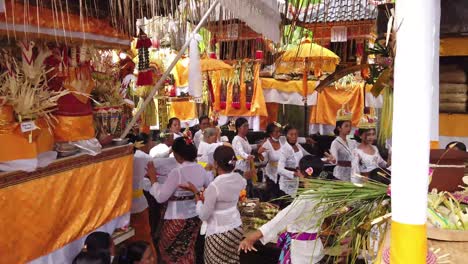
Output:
[
  {"xmin": 258, "ymin": 123, "xmax": 283, "ymax": 201},
  {"xmin": 149, "ymin": 129, "xmax": 174, "ymax": 158},
  {"xmin": 198, "ymin": 127, "xmax": 231, "ymax": 167},
  {"xmin": 232, "ymin": 118, "xmax": 258, "ymax": 197},
  {"xmin": 277, "ymin": 125, "xmax": 310, "ymax": 202},
  {"xmin": 351, "ymin": 114, "xmax": 388, "ymax": 183},
  {"xmin": 239, "ymin": 155, "xmax": 326, "ymax": 264},
  {"xmin": 193, "ymin": 115, "xmax": 210, "ymax": 148},
  {"xmin": 328, "ymin": 107, "xmax": 357, "ymax": 181}
]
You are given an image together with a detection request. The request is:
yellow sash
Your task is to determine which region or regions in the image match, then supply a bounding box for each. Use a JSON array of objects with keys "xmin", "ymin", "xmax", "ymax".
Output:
[{"xmin": 133, "ymin": 189, "xmax": 144, "ymax": 199}]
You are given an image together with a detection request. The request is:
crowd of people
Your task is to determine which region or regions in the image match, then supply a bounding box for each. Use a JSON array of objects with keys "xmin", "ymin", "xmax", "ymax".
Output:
[{"xmin": 72, "ymin": 109, "xmax": 466, "ymax": 264}]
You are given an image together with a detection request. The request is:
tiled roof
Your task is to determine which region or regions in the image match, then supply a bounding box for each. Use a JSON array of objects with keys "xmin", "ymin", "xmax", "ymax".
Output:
[{"xmin": 281, "ymin": 0, "xmax": 378, "ymax": 23}]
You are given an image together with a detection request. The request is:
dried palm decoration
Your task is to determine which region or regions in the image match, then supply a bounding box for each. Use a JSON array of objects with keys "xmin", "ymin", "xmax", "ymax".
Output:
[
  {"xmin": 1, "ymin": 59, "xmax": 69, "ymax": 130},
  {"xmin": 91, "ymin": 75, "xmax": 124, "ymax": 107}
]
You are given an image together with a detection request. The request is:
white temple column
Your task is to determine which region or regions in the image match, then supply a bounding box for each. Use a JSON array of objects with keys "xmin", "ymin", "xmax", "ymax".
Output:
[
  {"xmin": 430, "ymin": 3, "xmax": 441, "ymax": 148},
  {"xmin": 390, "ymin": 0, "xmax": 440, "ymax": 263}
]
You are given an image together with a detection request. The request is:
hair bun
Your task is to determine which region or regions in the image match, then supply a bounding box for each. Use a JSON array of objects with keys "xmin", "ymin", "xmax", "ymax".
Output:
[{"xmin": 227, "ymin": 156, "xmax": 237, "ymax": 166}]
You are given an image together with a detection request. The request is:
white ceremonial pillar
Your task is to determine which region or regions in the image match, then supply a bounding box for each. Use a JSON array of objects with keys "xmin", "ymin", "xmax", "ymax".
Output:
[
  {"xmin": 390, "ymin": 0, "xmax": 440, "ymax": 263},
  {"xmin": 430, "ymin": 4, "xmax": 441, "ymax": 148}
]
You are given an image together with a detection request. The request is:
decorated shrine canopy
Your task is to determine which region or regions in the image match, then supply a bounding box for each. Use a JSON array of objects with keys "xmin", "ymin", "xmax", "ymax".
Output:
[{"xmin": 0, "ymin": 1, "xmax": 130, "ymax": 48}]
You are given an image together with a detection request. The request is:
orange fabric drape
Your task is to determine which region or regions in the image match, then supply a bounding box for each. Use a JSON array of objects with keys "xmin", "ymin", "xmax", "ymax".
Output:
[
  {"xmin": 212, "ymin": 63, "xmax": 267, "ymax": 117},
  {"xmin": 310, "ymin": 86, "xmax": 364, "ymax": 126},
  {"xmin": 171, "ymin": 58, "xmax": 189, "ymax": 87},
  {"xmin": 54, "ymin": 115, "xmax": 95, "ymax": 142},
  {"xmin": 169, "ymin": 101, "xmax": 197, "ymax": 121},
  {"xmin": 261, "ymin": 102, "xmax": 279, "ymax": 129},
  {"xmin": 0, "ymin": 154, "xmax": 133, "ymax": 264},
  {"xmin": 0, "ymin": 118, "xmax": 54, "ymax": 162},
  {"xmin": 261, "ymin": 78, "xmax": 318, "ymax": 94}
]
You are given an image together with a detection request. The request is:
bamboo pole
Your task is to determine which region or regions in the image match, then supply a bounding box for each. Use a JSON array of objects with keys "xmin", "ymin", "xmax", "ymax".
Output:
[{"xmin": 120, "ymin": 0, "xmax": 220, "ymax": 138}]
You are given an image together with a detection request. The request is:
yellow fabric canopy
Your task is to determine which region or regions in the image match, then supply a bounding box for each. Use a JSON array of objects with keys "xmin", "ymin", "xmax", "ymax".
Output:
[
  {"xmin": 199, "ymin": 57, "xmax": 233, "ymax": 72},
  {"xmin": 280, "ymin": 40, "xmax": 340, "ymax": 64},
  {"xmin": 181, "ymin": 58, "xmax": 233, "ymax": 80},
  {"xmin": 261, "ymin": 78, "xmax": 318, "ymax": 94},
  {"xmin": 261, "ymin": 78, "xmax": 372, "ymax": 95}
]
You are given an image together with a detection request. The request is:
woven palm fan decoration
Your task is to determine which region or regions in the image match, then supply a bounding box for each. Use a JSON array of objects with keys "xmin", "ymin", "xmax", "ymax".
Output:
[
  {"xmin": 244, "ymin": 61, "xmax": 254, "ymax": 110},
  {"xmin": 231, "ymin": 61, "xmax": 242, "ymax": 109},
  {"xmin": 136, "ymin": 29, "xmax": 153, "ymax": 86}
]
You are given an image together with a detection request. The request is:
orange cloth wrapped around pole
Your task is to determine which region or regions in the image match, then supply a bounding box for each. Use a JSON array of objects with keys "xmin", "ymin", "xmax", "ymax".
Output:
[
  {"xmin": 0, "ymin": 152, "xmax": 133, "ymax": 263},
  {"xmin": 310, "ymin": 86, "xmax": 365, "ymax": 126}
]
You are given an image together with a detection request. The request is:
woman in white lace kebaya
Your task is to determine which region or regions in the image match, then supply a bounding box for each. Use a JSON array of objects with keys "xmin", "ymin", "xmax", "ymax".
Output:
[
  {"xmin": 277, "ymin": 125, "xmax": 310, "ymax": 204},
  {"xmin": 232, "ymin": 118, "xmax": 257, "ymax": 197},
  {"xmin": 181, "ymin": 145, "xmax": 246, "ymax": 264},
  {"xmin": 258, "ymin": 123, "xmax": 282, "ymax": 200},
  {"xmin": 147, "ymin": 137, "xmax": 212, "ymax": 264},
  {"xmin": 351, "ymin": 115, "xmax": 388, "ymax": 184},
  {"xmin": 328, "ymin": 107, "xmax": 357, "ymax": 181}
]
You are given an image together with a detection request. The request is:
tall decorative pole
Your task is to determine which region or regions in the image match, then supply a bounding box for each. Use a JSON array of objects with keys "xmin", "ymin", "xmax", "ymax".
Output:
[
  {"xmin": 430, "ymin": 4, "xmax": 441, "ymax": 150},
  {"xmin": 391, "ymin": 1, "xmax": 440, "ymax": 263}
]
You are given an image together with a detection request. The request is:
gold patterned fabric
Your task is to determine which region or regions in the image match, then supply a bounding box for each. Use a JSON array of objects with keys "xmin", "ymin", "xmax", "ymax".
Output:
[{"xmin": 0, "ymin": 153, "xmax": 133, "ymax": 263}]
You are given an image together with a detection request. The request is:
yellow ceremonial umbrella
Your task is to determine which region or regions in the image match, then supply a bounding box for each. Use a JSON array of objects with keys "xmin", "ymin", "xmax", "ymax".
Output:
[
  {"xmin": 277, "ymin": 39, "xmax": 340, "ymax": 133},
  {"xmin": 181, "ymin": 56, "xmax": 233, "ymax": 114},
  {"xmin": 181, "ymin": 56, "xmax": 233, "ymax": 75}
]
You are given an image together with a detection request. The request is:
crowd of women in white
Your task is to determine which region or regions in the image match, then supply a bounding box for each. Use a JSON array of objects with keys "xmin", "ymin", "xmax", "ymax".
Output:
[{"xmin": 129, "ymin": 106, "xmax": 391, "ymax": 264}]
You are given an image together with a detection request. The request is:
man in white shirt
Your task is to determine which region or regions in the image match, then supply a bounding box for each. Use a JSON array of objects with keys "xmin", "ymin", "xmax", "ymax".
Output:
[
  {"xmin": 193, "ymin": 115, "xmax": 210, "ymax": 148},
  {"xmin": 149, "ymin": 130, "xmax": 174, "ymax": 158}
]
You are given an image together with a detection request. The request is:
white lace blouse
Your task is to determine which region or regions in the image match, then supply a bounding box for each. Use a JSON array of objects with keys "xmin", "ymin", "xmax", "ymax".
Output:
[
  {"xmin": 261, "ymin": 139, "xmax": 282, "ymax": 183},
  {"xmin": 150, "ymin": 161, "xmax": 212, "ymax": 219},
  {"xmin": 329, "ymin": 137, "xmax": 357, "ymax": 181},
  {"xmin": 197, "ymin": 141, "xmax": 223, "ymax": 165},
  {"xmin": 278, "ymin": 143, "xmax": 310, "ymax": 196},
  {"xmin": 196, "ymin": 172, "xmax": 246, "ymax": 236},
  {"xmin": 351, "ymin": 145, "xmax": 387, "ymax": 183},
  {"xmin": 131, "ymin": 150, "xmax": 150, "ymax": 214},
  {"xmin": 232, "ymin": 135, "xmax": 257, "ymax": 173}
]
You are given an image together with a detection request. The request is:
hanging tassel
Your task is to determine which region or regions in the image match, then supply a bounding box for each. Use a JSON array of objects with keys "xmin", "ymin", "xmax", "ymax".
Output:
[
  {"xmin": 136, "ymin": 30, "xmax": 152, "ymax": 49},
  {"xmin": 207, "ymin": 74, "xmax": 215, "ymax": 103},
  {"xmin": 137, "ymin": 70, "xmax": 153, "ymax": 86},
  {"xmin": 188, "ymin": 34, "xmax": 203, "ymax": 102},
  {"xmin": 220, "ymin": 79, "xmax": 227, "ymax": 110},
  {"xmin": 136, "ymin": 29, "xmax": 153, "ymax": 86}
]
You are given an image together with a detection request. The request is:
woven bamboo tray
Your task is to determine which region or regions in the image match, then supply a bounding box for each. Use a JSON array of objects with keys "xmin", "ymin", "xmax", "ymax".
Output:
[{"xmin": 427, "ymin": 225, "xmax": 468, "ymax": 242}]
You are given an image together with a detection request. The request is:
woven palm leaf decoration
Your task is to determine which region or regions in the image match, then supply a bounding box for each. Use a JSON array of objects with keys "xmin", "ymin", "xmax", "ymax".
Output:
[
  {"xmin": 231, "ymin": 61, "xmax": 242, "ymax": 109},
  {"xmin": 244, "ymin": 62, "xmax": 254, "ymax": 110}
]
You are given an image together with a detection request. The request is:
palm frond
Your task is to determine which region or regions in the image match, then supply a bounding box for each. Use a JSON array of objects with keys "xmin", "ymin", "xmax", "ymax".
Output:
[{"xmin": 297, "ymin": 178, "xmax": 390, "ymax": 263}]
